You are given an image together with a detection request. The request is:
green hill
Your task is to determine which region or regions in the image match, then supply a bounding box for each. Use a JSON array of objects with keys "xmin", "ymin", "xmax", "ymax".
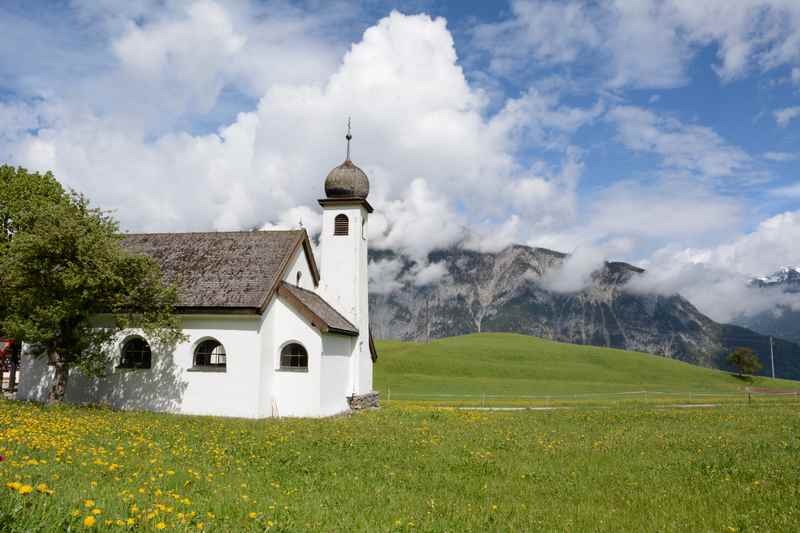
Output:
[{"xmin": 374, "ymin": 333, "xmax": 799, "ymax": 400}]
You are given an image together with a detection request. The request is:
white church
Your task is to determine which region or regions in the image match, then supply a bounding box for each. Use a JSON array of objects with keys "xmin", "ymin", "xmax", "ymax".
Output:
[{"xmin": 17, "ymin": 138, "xmax": 379, "ymax": 418}]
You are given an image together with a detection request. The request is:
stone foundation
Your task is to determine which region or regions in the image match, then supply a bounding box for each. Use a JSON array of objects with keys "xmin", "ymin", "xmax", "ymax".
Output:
[{"xmin": 347, "ymin": 391, "xmax": 380, "ymax": 410}]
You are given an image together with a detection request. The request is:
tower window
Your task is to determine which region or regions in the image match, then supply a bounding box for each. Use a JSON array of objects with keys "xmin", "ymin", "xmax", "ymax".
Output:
[{"xmin": 334, "ymin": 214, "xmax": 349, "ymax": 236}]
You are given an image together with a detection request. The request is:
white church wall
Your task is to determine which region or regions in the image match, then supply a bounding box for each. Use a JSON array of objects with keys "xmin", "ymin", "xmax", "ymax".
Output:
[
  {"xmin": 269, "ymin": 297, "xmax": 323, "ymax": 417},
  {"xmin": 17, "ymin": 315, "xmax": 264, "ymax": 418},
  {"xmin": 257, "ymin": 300, "xmax": 278, "ymax": 418},
  {"xmin": 282, "ymin": 244, "xmax": 315, "ymax": 291},
  {"xmin": 162, "ymin": 316, "xmax": 262, "ymax": 418},
  {"xmin": 319, "ymin": 205, "xmax": 364, "ymax": 324},
  {"xmin": 358, "ymin": 340, "xmax": 373, "ymax": 393},
  {"xmin": 319, "ymin": 204, "xmax": 373, "ymax": 396},
  {"xmin": 320, "ymin": 334, "xmax": 353, "ymax": 416},
  {"xmin": 17, "ymin": 349, "xmax": 99, "ymax": 404}
]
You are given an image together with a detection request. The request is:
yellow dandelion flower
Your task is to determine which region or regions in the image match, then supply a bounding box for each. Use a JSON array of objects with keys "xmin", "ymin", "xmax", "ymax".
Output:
[
  {"xmin": 91, "ymin": 508, "xmax": 103, "ymax": 515},
  {"xmin": 249, "ymin": 512, "xmax": 257, "ymax": 519},
  {"xmin": 126, "ymin": 518, "xmax": 135, "ymax": 526},
  {"xmin": 18, "ymin": 485, "xmax": 33, "ymax": 495},
  {"xmin": 5, "ymin": 482, "xmax": 21, "ymax": 491},
  {"xmin": 83, "ymin": 516, "xmax": 96, "ymax": 527},
  {"xmin": 71, "ymin": 510, "xmax": 82, "ymax": 517},
  {"xmin": 155, "ymin": 522, "xmax": 167, "ymax": 530},
  {"xmin": 84, "ymin": 499, "xmax": 95, "ymax": 508},
  {"xmin": 196, "ymin": 523, "xmax": 204, "ymax": 530}
]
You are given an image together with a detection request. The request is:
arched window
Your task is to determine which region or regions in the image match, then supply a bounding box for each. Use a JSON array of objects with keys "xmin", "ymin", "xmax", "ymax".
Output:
[
  {"xmin": 334, "ymin": 214, "xmax": 349, "ymax": 236},
  {"xmin": 194, "ymin": 339, "xmax": 226, "ymax": 369},
  {"xmin": 280, "ymin": 342, "xmax": 308, "ymax": 371},
  {"xmin": 120, "ymin": 337, "xmax": 152, "ymax": 369}
]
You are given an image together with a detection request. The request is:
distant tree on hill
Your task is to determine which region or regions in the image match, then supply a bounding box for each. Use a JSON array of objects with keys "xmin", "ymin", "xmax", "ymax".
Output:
[
  {"xmin": 727, "ymin": 347, "xmax": 763, "ymax": 378},
  {"xmin": 0, "ymin": 165, "xmax": 185, "ymax": 403}
]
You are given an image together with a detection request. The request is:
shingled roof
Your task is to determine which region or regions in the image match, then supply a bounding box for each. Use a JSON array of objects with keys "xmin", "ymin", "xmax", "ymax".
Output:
[
  {"xmin": 277, "ymin": 282, "xmax": 358, "ymax": 336},
  {"xmin": 121, "ymin": 230, "xmax": 319, "ymax": 313}
]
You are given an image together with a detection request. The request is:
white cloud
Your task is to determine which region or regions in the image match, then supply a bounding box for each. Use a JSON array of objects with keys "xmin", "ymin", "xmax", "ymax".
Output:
[
  {"xmin": 589, "ymin": 181, "xmax": 744, "ymax": 240},
  {"xmin": 367, "ymin": 258, "xmax": 405, "ymax": 295},
  {"xmin": 774, "ymin": 106, "xmax": 800, "ymax": 127},
  {"xmin": 474, "ymin": 1, "xmax": 800, "ymax": 89},
  {"xmin": 608, "ymin": 106, "xmax": 753, "ymax": 181},
  {"xmin": 631, "ymin": 211, "xmax": 800, "ymax": 321},
  {"xmin": 375, "ymin": 178, "xmax": 466, "ymax": 258},
  {"xmin": 414, "ymin": 262, "xmax": 449, "ymax": 287},
  {"xmin": 540, "ymin": 246, "xmax": 607, "ymax": 293},
  {"xmin": 473, "ymin": 1, "xmax": 601, "ymax": 72},
  {"xmin": 5, "ymin": 9, "xmax": 596, "ymax": 261},
  {"xmin": 0, "ymin": 102, "xmax": 39, "ymax": 141}
]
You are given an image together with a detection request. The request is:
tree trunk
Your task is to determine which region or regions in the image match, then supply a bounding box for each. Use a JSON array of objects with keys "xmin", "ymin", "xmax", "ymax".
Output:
[
  {"xmin": 7, "ymin": 357, "xmax": 16, "ymax": 393},
  {"xmin": 47, "ymin": 350, "xmax": 68, "ymax": 404},
  {"xmin": 7, "ymin": 342, "xmax": 19, "ymax": 393}
]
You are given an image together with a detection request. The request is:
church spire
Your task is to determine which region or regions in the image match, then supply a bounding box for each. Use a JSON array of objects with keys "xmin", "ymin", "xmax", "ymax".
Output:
[{"xmin": 345, "ymin": 117, "xmax": 352, "ymax": 161}]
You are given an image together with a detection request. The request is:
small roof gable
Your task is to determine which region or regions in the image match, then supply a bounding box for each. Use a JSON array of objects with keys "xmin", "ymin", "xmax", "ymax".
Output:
[
  {"xmin": 121, "ymin": 230, "xmax": 319, "ymax": 312},
  {"xmin": 277, "ymin": 282, "xmax": 358, "ymax": 336}
]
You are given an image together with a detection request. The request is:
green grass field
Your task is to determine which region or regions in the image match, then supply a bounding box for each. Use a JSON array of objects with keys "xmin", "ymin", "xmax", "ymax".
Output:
[
  {"xmin": 3, "ymin": 333, "xmax": 800, "ymax": 531},
  {"xmin": 374, "ymin": 333, "xmax": 800, "ymax": 401},
  {"xmin": 3, "ymin": 400, "xmax": 800, "ymax": 531}
]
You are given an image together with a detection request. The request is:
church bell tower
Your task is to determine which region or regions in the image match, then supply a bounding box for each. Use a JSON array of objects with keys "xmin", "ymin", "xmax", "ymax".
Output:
[{"xmin": 318, "ymin": 121, "xmax": 373, "ymax": 395}]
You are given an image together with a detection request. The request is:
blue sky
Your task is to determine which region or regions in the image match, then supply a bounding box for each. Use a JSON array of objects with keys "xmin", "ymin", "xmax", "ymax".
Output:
[{"xmin": 1, "ymin": 1, "xmax": 799, "ymax": 320}]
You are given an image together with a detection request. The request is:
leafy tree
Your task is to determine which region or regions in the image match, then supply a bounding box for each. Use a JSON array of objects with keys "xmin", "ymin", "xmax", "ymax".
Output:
[
  {"xmin": 0, "ymin": 165, "xmax": 185, "ymax": 403},
  {"xmin": 727, "ymin": 347, "xmax": 763, "ymax": 378}
]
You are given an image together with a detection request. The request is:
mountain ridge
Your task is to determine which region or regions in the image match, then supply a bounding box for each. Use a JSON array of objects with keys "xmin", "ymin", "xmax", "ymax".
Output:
[{"xmin": 369, "ymin": 243, "xmax": 800, "ymax": 380}]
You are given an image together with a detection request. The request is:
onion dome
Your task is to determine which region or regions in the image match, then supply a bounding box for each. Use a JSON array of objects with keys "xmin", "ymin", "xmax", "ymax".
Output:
[{"xmin": 324, "ymin": 159, "xmax": 370, "ymax": 199}]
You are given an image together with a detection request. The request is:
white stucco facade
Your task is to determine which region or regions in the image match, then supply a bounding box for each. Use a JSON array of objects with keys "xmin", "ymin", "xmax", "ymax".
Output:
[{"xmin": 17, "ymin": 157, "xmax": 377, "ymax": 418}]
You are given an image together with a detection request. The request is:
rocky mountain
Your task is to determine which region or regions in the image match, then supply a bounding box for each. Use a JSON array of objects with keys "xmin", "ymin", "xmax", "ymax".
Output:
[
  {"xmin": 733, "ymin": 267, "xmax": 800, "ymax": 345},
  {"xmin": 369, "ymin": 245, "xmax": 800, "ymax": 380}
]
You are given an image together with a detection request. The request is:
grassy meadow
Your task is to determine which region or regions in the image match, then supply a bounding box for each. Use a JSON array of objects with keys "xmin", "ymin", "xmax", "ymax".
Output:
[
  {"xmin": 3, "ymin": 333, "xmax": 800, "ymax": 531},
  {"xmin": 374, "ymin": 333, "xmax": 800, "ymax": 401},
  {"xmin": 3, "ymin": 399, "xmax": 800, "ymax": 531}
]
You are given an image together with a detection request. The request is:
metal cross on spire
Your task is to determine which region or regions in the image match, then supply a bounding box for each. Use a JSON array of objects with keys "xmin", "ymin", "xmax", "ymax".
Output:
[{"xmin": 345, "ymin": 117, "xmax": 352, "ymax": 161}]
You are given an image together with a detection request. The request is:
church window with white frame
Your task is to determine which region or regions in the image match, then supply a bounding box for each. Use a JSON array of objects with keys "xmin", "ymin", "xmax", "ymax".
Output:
[
  {"xmin": 280, "ymin": 342, "xmax": 308, "ymax": 371},
  {"xmin": 194, "ymin": 339, "xmax": 226, "ymax": 369}
]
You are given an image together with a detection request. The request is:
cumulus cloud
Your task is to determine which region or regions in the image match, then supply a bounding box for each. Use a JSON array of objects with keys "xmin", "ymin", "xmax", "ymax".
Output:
[
  {"xmin": 474, "ymin": 0, "xmax": 800, "ymax": 89},
  {"xmin": 4, "ymin": 8, "xmax": 596, "ymax": 261},
  {"xmin": 631, "ymin": 211, "xmax": 800, "ymax": 321}
]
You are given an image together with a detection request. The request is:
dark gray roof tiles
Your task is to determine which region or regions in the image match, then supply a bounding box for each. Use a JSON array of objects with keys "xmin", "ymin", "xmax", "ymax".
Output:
[
  {"xmin": 121, "ymin": 230, "xmax": 309, "ymax": 310},
  {"xmin": 278, "ymin": 282, "xmax": 358, "ymax": 336}
]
